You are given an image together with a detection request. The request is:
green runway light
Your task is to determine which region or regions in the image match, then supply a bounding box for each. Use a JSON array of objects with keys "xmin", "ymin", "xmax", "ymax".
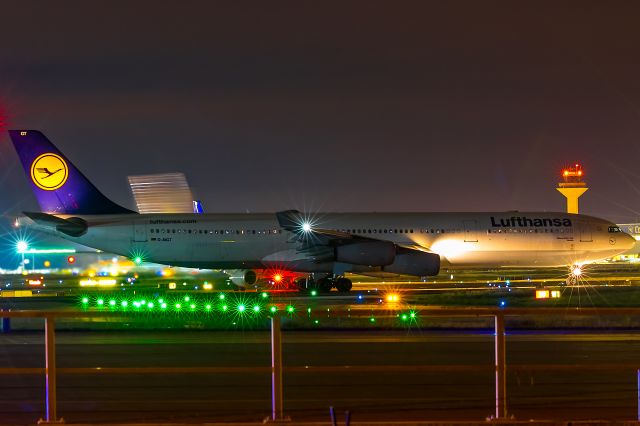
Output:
[
  {"xmin": 184, "ymin": 296, "xmax": 190, "ymax": 302},
  {"xmin": 147, "ymin": 302, "xmax": 154, "ymax": 309},
  {"xmin": 121, "ymin": 301, "xmax": 128, "ymax": 307},
  {"xmin": 237, "ymin": 304, "xmax": 246, "ymax": 313},
  {"xmin": 205, "ymin": 304, "xmax": 212, "ymax": 310},
  {"xmin": 97, "ymin": 299, "xmax": 104, "ymax": 305},
  {"xmin": 314, "ymin": 320, "xmax": 319, "ymax": 324},
  {"xmin": 219, "ymin": 294, "xmax": 225, "ymax": 300},
  {"xmin": 307, "ymin": 307, "xmax": 311, "ymax": 314},
  {"xmin": 190, "ymin": 304, "xmax": 196, "ymax": 310},
  {"xmin": 287, "ymin": 305, "xmax": 295, "ymax": 313},
  {"xmin": 141, "ymin": 300, "xmax": 146, "ymax": 305},
  {"xmin": 133, "ymin": 301, "xmax": 141, "ymax": 308},
  {"xmin": 222, "ymin": 304, "xmax": 228, "ymax": 311},
  {"xmin": 261, "ymin": 292, "xmax": 268, "ymax": 299},
  {"xmin": 161, "ymin": 303, "xmax": 167, "ymax": 309},
  {"xmin": 401, "ymin": 314, "xmax": 408, "ymax": 321},
  {"xmin": 81, "ymin": 297, "xmax": 89, "ymax": 304},
  {"xmin": 109, "ymin": 300, "xmax": 116, "ymax": 306},
  {"xmin": 253, "ymin": 305, "xmax": 260, "ymax": 313},
  {"xmin": 175, "ymin": 303, "xmax": 182, "ymax": 309},
  {"xmin": 158, "ymin": 298, "xmax": 164, "ymax": 304},
  {"xmin": 310, "ymin": 290, "xmax": 317, "ymax": 296},
  {"xmin": 370, "ymin": 317, "xmax": 376, "ymax": 323},
  {"xmin": 409, "ymin": 311, "xmax": 416, "ymax": 319},
  {"xmin": 134, "ymin": 256, "xmax": 142, "ymax": 264},
  {"xmin": 270, "ymin": 306, "xmax": 277, "ymax": 313}
]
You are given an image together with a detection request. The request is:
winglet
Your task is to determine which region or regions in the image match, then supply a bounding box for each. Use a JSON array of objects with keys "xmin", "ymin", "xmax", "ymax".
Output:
[{"xmin": 275, "ymin": 210, "xmax": 302, "ymax": 231}]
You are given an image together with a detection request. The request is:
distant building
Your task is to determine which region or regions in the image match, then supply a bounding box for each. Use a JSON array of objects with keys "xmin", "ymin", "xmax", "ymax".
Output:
[{"xmin": 127, "ymin": 173, "xmax": 194, "ymax": 214}]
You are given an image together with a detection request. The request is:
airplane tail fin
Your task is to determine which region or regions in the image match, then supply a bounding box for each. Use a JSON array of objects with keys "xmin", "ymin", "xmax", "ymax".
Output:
[{"xmin": 8, "ymin": 130, "xmax": 135, "ymax": 215}]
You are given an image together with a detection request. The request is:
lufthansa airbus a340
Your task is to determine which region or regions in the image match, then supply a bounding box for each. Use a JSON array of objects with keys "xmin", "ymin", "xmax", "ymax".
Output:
[{"xmin": 8, "ymin": 130, "xmax": 635, "ymax": 292}]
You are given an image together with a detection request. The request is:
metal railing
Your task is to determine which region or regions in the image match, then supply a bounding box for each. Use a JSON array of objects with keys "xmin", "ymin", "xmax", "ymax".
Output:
[{"xmin": 1, "ymin": 307, "xmax": 640, "ymax": 423}]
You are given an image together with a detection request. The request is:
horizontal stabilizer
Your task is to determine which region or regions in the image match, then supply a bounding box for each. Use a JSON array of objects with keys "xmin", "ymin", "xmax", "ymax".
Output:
[{"xmin": 24, "ymin": 212, "xmax": 88, "ymax": 237}]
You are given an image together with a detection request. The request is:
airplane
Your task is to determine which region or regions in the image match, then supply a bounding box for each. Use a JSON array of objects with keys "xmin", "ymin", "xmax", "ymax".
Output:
[{"xmin": 7, "ymin": 130, "xmax": 636, "ymax": 292}]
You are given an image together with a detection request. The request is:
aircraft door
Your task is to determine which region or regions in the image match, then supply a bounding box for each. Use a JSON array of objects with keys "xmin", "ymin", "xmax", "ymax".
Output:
[
  {"xmin": 463, "ymin": 220, "xmax": 478, "ymax": 242},
  {"xmin": 133, "ymin": 220, "xmax": 148, "ymax": 242},
  {"xmin": 579, "ymin": 222, "xmax": 592, "ymax": 242}
]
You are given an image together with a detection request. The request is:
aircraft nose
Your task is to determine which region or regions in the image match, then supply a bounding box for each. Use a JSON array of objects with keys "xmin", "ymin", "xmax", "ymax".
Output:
[{"xmin": 620, "ymin": 231, "xmax": 637, "ymax": 249}]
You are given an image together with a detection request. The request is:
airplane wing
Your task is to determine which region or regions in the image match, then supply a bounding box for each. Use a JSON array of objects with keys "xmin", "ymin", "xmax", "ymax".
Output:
[
  {"xmin": 276, "ymin": 210, "xmax": 440, "ymax": 276},
  {"xmin": 277, "ymin": 209, "xmax": 381, "ymax": 246}
]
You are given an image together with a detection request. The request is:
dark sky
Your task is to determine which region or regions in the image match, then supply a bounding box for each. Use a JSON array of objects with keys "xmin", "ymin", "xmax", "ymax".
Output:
[{"xmin": 2, "ymin": 1, "xmax": 640, "ymax": 222}]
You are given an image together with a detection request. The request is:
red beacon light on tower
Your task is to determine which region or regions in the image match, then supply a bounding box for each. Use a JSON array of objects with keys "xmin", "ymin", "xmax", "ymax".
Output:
[{"xmin": 561, "ymin": 164, "xmax": 585, "ymax": 184}]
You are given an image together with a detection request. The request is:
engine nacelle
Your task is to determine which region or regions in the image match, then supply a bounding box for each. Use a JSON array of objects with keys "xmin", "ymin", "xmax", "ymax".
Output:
[
  {"xmin": 383, "ymin": 251, "xmax": 440, "ymax": 276},
  {"xmin": 335, "ymin": 241, "xmax": 396, "ymax": 266},
  {"xmin": 227, "ymin": 269, "xmax": 258, "ymax": 287}
]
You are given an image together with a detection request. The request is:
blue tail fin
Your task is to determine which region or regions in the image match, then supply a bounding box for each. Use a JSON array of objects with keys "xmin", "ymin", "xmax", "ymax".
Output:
[{"xmin": 8, "ymin": 130, "xmax": 134, "ymax": 215}]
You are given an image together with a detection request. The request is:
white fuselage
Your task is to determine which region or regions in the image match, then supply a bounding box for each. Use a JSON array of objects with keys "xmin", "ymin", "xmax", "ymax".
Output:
[{"xmin": 25, "ymin": 211, "xmax": 635, "ymax": 274}]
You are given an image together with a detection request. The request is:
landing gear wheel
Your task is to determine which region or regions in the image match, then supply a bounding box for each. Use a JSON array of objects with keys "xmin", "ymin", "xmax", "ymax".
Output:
[
  {"xmin": 317, "ymin": 277, "xmax": 333, "ymax": 293},
  {"xmin": 335, "ymin": 277, "xmax": 352, "ymax": 293},
  {"xmin": 295, "ymin": 277, "xmax": 316, "ymax": 292},
  {"xmin": 294, "ymin": 278, "xmax": 307, "ymax": 291}
]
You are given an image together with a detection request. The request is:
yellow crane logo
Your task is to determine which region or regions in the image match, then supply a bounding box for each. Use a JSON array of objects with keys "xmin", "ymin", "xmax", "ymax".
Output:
[{"xmin": 30, "ymin": 153, "xmax": 68, "ymax": 190}]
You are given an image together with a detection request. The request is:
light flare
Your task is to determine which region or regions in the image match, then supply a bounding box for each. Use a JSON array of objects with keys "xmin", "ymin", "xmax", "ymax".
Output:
[{"xmin": 430, "ymin": 239, "xmax": 470, "ymax": 259}]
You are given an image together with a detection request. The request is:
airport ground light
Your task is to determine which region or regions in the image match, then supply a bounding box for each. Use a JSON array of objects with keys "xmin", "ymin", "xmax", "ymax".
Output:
[{"xmin": 76, "ymin": 290, "xmax": 427, "ymax": 329}]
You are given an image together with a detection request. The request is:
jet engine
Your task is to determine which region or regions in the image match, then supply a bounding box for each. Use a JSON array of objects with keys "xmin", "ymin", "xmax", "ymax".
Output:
[
  {"xmin": 227, "ymin": 269, "xmax": 258, "ymax": 287},
  {"xmin": 335, "ymin": 241, "xmax": 396, "ymax": 266},
  {"xmin": 383, "ymin": 251, "xmax": 440, "ymax": 276}
]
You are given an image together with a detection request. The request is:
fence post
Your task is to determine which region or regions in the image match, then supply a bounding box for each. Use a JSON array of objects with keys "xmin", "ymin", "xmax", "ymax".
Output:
[
  {"xmin": 271, "ymin": 314, "xmax": 284, "ymax": 421},
  {"xmin": 38, "ymin": 316, "xmax": 60, "ymax": 424},
  {"xmin": 1, "ymin": 317, "xmax": 10, "ymax": 333},
  {"xmin": 495, "ymin": 313, "xmax": 506, "ymax": 419}
]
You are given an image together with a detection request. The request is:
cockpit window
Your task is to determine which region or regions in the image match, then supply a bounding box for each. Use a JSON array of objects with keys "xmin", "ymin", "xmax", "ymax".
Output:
[{"xmin": 608, "ymin": 226, "xmax": 622, "ymax": 233}]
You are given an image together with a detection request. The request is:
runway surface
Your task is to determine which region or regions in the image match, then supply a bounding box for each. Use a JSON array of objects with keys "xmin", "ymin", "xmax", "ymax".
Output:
[{"xmin": 0, "ymin": 330, "xmax": 639, "ymax": 424}]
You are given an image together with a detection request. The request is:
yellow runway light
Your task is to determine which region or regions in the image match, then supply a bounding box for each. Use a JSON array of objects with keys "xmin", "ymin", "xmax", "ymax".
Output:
[{"xmin": 536, "ymin": 290, "xmax": 549, "ymax": 299}]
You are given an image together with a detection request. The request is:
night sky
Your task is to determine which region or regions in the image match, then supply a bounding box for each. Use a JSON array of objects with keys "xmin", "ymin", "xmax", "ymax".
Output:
[{"xmin": 2, "ymin": 1, "xmax": 640, "ymax": 222}]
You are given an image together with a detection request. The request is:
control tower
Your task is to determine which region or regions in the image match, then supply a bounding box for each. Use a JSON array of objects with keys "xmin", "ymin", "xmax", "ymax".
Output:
[{"xmin": 556, "ymin": 164, "xmax": 588, "ymax": 214}]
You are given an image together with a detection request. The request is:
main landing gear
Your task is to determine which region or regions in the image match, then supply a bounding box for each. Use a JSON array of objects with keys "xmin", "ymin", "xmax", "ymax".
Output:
[{"xmin": 295, "ymin": 275, "xmax": 353, "ymax": 293}]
